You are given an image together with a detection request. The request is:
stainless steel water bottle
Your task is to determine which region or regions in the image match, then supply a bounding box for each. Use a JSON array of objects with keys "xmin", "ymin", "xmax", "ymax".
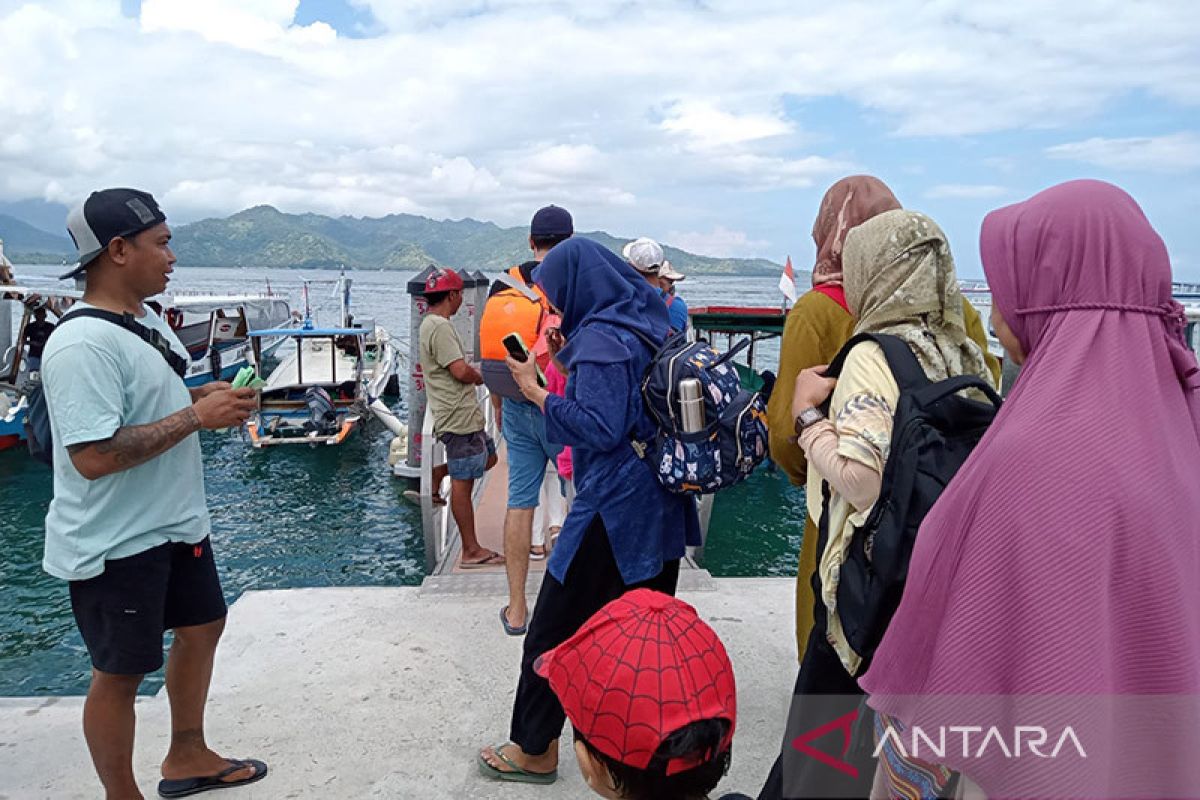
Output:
[{"xmin": 679, "ymin": 378, "xmax": 705, "ymax": 433}]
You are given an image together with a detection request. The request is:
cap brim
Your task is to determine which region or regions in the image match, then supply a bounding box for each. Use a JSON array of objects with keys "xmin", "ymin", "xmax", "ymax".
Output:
[
  {"xmin": 662, "ymin": 272, "xmax": 685, "ymax": 281},
  {"xmin": 60, "ymin": 249, "xmax": 102, "ymax": 280}
]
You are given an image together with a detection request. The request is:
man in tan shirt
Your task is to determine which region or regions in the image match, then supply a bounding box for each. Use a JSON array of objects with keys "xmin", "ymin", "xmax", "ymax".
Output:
[{"xmin": 417, "ymin": 267, "xmax": 502, "ymax": 567}]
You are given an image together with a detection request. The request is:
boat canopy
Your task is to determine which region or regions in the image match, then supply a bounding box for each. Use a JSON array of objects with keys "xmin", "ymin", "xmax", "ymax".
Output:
[
  {"xmin": 160, "ymin": 295, "xmax": 292, "ymax": 331},
  {"xmin": 689, "ymin": 305, "xmax": 786, "ymax": 336},
  {"xmin": 248, "ymin": 327, "xmax": 365, "ymax": 338},
  {"xmin": 0, "ymin": 286, "xmax": 85, "ymax": 301}
]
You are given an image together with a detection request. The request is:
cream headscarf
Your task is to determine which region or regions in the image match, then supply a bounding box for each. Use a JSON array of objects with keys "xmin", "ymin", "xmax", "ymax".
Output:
[{"xmin": 843, "ymin": 209, "xmax": 991, "ymax": 385}]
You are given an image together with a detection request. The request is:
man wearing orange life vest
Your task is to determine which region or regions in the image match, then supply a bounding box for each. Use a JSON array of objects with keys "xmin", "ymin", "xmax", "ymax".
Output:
[{"xmin": 479, "ymin": 205, "xmax": 572, "ymax": 636}]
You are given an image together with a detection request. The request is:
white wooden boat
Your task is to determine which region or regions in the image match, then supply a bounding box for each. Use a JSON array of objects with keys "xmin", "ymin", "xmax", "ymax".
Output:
[
  {"xmin": 244, "ymin": 273, "xmax": 400, "ymax": 447},
  {"xmin": 157, "ymin": 293, "xmax": 297, "ymax": 387},
  {"xmin": 0, "ymin": 285, "xmax": 83, "ymax": 452}
]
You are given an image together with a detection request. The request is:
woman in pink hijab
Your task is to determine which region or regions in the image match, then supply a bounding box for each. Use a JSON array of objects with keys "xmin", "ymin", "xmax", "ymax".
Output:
[{"xmin": 860, "ymin": 180, "xmax": 1200, "ymax": 797}]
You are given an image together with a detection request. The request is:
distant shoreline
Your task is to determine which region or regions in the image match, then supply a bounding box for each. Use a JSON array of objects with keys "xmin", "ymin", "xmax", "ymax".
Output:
[
  {"xmin": 10, "ymin": 261, "xmax": 788, "ymax": 278},
  {"xmin": 9, "ymin": 258, "xmax": 787, "ymax": 278}
]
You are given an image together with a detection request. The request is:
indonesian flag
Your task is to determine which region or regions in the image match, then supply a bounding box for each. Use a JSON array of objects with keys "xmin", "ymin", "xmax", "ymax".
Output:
[{"xmin": 778, "ymin": 255, "xmax": 797, "ymax": 304}]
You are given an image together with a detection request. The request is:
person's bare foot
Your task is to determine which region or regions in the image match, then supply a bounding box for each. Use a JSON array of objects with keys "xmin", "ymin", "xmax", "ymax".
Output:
[
  {"xmin": 503, "ymin": 605, "xmax": 526, "ymax": 631},
  {"xmin": 480, "ymin": 742, "xmax": 558, "ymax": 776},
  {"xmin": 461, "ymin": 548, "xmax": 505, "ymax": 567},
  {"xmin": 162, "ymin": 749, "xmax": 257, "ymax": 784}
]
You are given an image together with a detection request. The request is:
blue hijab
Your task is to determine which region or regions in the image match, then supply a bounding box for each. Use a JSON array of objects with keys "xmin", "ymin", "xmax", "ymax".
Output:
[{"xmin": 534, "ymin": 237, "xmax": 669, "ymax": 367}]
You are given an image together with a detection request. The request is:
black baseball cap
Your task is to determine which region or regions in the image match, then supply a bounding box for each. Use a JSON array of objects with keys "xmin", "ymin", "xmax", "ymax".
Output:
[
  {"xmin": 62, "ymin": 188, "xmax": 167, "ymax": 279},
  {"xmin": 530, "ymin": 205, "xmax": 573, "ymax": 237}
]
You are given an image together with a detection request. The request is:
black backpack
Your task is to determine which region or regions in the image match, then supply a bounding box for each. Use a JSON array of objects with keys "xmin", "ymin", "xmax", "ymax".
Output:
[
  {"xmin": 817, "ymin": 332, "xmax": 1001, "ymax": 669},
  {"xmin": 25, "ymin": 308, "xmax": 189, "ymax": 466}
]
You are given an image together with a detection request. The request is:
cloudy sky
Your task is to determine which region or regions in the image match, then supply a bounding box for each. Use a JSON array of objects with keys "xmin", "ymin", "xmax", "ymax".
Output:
[{"xmin": 1, "ymin": 0, "xmax": 1198, "ymax": 277}]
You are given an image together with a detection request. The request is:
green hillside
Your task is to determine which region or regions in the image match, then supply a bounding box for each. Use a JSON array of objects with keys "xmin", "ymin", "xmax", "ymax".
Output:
[
  {"xmin": 1, "ymin": 203, "xmax": 792, "ymax": 277},
  {"xmin": 169, "ymin": 206, "xmax": 785, "ymax": 276},
  {"xmin": 0, "ymin": 214, "xmax": 75, "ymax": 262}
]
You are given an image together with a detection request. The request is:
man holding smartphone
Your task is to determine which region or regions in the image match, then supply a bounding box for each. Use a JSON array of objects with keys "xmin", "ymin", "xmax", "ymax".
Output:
[{"xmin": 43, "ymin": 189, "xmax": 266, "ymax": 799}]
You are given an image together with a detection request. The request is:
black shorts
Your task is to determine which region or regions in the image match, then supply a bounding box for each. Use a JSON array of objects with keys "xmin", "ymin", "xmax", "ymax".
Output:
[{"xmin": 69, "ymin": 537, "xmax": 228, "ymax": 675}]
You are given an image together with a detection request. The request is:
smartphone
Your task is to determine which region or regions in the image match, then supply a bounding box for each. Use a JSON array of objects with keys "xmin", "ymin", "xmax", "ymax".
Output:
[
  {"xmin": 502, "ymin": 332, "xmax": 529, "ymax": 362},
  {"xmin": 502, "ymin": 332, "xmax": 546, "ymax": 387}
]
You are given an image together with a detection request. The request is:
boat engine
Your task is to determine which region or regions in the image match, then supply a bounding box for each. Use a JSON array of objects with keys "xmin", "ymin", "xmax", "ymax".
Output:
[{"xmin": 303, "ymin": 386, "xmax": 339, "ymax": 435}]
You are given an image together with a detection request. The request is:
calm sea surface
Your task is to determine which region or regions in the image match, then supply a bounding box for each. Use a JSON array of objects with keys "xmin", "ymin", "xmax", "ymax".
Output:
[{"xmin": 1, "ymin": 263, "xmax": 803, "ymax": 695}]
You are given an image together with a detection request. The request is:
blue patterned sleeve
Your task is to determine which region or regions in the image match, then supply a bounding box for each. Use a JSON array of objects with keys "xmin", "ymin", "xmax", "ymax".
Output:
[{"xmin": 544, "ymin": 361, "xmax": 635, "ymax": 452}]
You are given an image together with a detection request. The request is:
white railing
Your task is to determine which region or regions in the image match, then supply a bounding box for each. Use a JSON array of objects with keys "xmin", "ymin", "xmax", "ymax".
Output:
[{"xmin": 418, "ymin": 382, "xmax": 499, "ymax": 573}]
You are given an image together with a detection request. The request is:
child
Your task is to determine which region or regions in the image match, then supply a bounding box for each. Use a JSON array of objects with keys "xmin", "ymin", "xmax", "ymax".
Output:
[{"xmin": 535, "ymin": 589, "xmax": 737, "ymax": 800}]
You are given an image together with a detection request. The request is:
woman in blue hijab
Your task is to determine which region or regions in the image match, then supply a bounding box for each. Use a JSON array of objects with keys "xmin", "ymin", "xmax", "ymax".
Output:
[{"xmin": 479, "ymin": 237, "xmax": 702, "ymax": 784}]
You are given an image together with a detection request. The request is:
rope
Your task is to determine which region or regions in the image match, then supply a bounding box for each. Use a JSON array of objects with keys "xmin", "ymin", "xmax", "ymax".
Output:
[
  {"xmin": 1015, "ymin": 301, "xmax": 1175, "ymax": 317},
  {"xmin": 1015, "ymin": 300, "xmax": 1190, "ymax": 344}
]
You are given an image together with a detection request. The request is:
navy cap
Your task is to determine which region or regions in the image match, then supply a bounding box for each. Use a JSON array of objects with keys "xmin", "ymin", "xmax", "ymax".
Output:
[
  {"xmin": 62, "ymin": 188, "xmax": 167, "ymax": 280},
  {"xmin": 530, "ymin": 205, "xmax": 573, "ymax": 237}
]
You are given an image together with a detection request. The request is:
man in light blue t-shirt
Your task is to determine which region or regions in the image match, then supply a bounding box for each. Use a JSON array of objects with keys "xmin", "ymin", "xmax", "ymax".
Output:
[
  {"xmin": 658, "ymin": 262, "xmax": 689, "ymax": 334},
  {"xmin": 45, "ymin": 189, "xmax": 267, "ymax": 799}
]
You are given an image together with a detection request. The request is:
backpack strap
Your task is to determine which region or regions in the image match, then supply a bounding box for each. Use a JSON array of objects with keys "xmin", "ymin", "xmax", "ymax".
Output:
[
  {"xmin": 57, "ymin": 308, "xmax": 189, "ymax": 378},
  {"xmin": 628, "ymin": 327, "xmax": 678, "ymax": 356},
  {"xmin": 825, "ymin": 332, "xmax": 931, "ymax": 393},
  {"xmin": 494, "ymin": 270, "xmax": 541, "ymax": 303}
]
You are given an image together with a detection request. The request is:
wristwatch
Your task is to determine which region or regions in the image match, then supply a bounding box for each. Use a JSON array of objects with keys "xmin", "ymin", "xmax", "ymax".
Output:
[{"xmin": 794, "ymin": 407, "xmax": 826, "ymax": 437}]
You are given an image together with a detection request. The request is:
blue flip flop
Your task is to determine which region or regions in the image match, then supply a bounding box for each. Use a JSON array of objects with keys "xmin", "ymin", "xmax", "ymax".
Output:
[
  {"xmin": 157, "ymin": 759, "xmax": 268, "ymax": 798},
  {"xmin": 500, "ymin": 606, "xmax": 527, "ymax": 636}
]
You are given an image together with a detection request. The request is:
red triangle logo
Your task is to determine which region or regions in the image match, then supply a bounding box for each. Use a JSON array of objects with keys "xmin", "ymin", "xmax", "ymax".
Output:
[{"xmin": 790, "ymin": 709, "xmax": 860, "ymax": 778}]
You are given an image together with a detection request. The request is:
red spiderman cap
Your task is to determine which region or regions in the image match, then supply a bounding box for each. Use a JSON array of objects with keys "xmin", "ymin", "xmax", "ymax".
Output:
[{"xmin": 535, "ymin": 589, "xmax": 736, "ymax": 776}]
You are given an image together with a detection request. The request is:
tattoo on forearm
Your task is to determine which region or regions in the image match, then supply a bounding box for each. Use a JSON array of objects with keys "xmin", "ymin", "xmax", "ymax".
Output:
[{"xmin": 92, "ymin": 407, "xmax": 201, "ymax": 471}]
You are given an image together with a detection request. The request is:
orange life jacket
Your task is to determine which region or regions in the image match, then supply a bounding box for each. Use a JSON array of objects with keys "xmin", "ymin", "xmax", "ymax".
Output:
[{"xmin": 479, "ymin": 266, "xmax": 550, "ymax": 364}]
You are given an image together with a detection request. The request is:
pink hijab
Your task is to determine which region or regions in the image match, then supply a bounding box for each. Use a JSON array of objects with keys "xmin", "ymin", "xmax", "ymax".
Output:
[{"xmin": 860, "ymin": 181, "xmax": 1200, "ymax": 797}]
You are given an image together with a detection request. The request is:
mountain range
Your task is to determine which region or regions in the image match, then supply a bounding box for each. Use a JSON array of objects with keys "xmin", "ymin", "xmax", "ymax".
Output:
[
  {"xmin": 0, "ymin": 204, "xmax": 788, "ymax": 277},
  {"xmin": 0, "ymin": 214, "xmax": 76, "ymax": 257}
]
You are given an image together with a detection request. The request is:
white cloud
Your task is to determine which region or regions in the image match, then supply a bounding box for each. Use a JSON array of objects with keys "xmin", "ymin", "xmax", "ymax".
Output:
[
  {"xmin": 925, "ymin": 184, "xmax": 1010, "ymax": 199},
  {"xmin": 666, "ymin": 226, "xmax": 771, "ymax": 259},
  {"xmin": 141, "ymin": 0, "xmax": 335, "ymax": 51},
  {"xmin": 1045, "ymin": 133, "xmax": 1200, "ymax": 172},
  {"xmin": 661, "ymin": 101, "xmax": 793, "ymax": 150},
  {"xmin": 0, "ymin": 0, "xmax": 1196, "ymax": 237}
]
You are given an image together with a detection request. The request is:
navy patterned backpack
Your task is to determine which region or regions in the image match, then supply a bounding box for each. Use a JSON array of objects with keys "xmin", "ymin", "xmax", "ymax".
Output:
[{"xmin": 633, "ymin": 332, "xmax": 769, "ymax": 494}]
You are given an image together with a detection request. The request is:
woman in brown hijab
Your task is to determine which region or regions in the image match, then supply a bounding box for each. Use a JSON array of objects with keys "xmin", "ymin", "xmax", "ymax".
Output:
[
  {"xmin": 755, "ymin": 176, "xmax": 999, "ymax": 800},
  {"xmin": 767, "ymin": 175, "xmax": 999, "ymax": 664}
]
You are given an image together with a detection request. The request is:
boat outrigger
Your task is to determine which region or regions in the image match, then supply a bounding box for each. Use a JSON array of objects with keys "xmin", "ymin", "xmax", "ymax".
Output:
[{"xmin": 244, "ymin": 274, "xmax": 401, "ymax": 447}]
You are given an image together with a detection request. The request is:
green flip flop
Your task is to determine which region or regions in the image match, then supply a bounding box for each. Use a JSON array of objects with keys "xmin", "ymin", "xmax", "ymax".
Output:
[{"xmin": 478, "ymin": 743, "xmax": 557, "ymax": 785}]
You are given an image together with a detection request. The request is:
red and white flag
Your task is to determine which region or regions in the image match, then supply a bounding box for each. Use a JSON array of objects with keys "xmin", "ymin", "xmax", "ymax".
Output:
[{"xmin": 778, "ymin": 255, "xmax": 797, "ymax": 305}]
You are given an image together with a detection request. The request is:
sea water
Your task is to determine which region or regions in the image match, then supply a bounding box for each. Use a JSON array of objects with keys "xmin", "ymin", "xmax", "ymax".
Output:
[{"xmin": 0, "ymin": 264, "xmax": 803, "ymax": 695}]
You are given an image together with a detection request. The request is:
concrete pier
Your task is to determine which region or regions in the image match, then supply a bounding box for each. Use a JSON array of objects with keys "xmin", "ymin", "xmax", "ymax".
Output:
[{"xmin": 0, "ymin": 578, "xmax": 796, "ymax": 799}]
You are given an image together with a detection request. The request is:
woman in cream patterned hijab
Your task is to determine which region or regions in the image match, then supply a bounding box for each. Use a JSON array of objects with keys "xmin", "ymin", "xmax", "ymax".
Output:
[{"xmin": 844, "ymin": 209, "xmax": 992, "ymax": 384}]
